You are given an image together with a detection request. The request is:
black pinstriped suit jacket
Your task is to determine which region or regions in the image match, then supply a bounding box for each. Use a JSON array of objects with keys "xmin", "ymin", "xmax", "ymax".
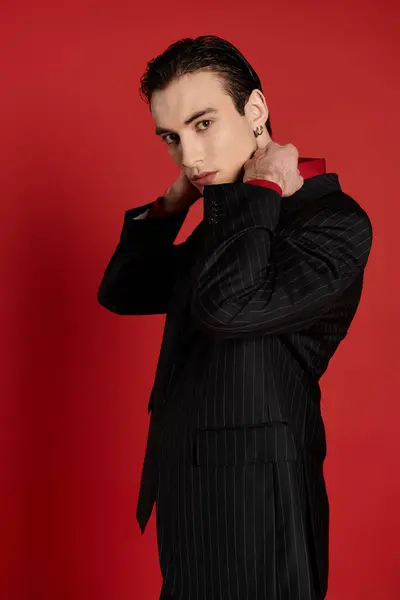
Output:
[{"xmin": 98, "ymin": 174, "xmax": 373, "ymax": 600}]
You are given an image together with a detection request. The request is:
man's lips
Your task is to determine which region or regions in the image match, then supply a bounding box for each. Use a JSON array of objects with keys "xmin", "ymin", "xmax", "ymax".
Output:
[{"xmin": 191, "ymin": 172, "xmax": 217, "ymax": 185}]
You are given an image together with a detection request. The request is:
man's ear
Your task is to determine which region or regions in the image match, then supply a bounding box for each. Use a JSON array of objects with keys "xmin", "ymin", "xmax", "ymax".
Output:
[
  {"xmin": 245, "ymin": 89, "xmax": 269, "ymax": 127},
  {"xmin": 244, "ymin": 89, "xmax": 271, "ymax": 149}
]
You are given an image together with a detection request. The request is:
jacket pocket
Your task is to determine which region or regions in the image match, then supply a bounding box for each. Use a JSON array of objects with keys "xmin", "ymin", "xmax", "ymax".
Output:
[{"xmin": 194, "ymin": 420, "xmax": 298, "ymax": 467}]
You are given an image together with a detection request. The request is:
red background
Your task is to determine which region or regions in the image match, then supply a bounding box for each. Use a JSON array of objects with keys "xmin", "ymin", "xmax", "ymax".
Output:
[{"xmin": 1, "ymin": 1, "xmax": 399, "ymax": 599}]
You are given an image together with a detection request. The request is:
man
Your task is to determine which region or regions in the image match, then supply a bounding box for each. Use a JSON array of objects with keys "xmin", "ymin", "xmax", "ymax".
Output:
[{"xmin": 98, "ymin": 35, "xmax": 373, "ymax": 600}]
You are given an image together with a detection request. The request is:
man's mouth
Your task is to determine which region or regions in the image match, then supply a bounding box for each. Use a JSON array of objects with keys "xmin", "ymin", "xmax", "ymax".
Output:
[{"xmin": 191, "ymin": 172, "xmax": 218, "ymax": 185}]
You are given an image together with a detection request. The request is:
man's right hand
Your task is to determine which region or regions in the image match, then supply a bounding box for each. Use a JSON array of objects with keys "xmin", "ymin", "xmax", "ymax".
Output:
[{"xmin": 163, "ymin": 170, "xmax": 202, "ymax": 213}]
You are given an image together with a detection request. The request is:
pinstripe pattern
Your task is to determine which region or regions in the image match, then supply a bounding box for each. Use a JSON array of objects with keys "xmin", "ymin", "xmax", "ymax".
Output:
[{"xmin": 97, "ymin": 174, "xmax": 373, "ymax": 599}]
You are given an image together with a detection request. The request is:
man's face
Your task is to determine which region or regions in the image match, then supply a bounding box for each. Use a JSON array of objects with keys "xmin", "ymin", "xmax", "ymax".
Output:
[{"xmin": 151, "ymin": 70, "xmax": 258, "ymax": 193}]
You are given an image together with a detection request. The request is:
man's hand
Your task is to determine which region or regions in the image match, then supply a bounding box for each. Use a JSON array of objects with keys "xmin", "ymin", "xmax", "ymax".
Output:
[
  {"xmin": 163, "ymin": 170, "xmax": 202, "ymax": 213},
  {"xmin": 243, "ymin": 142, "xmax": 304, "ymax": 197}
]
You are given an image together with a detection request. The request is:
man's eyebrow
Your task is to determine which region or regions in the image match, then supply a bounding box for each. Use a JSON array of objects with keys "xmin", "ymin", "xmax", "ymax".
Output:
[{"xmin": 155, "ymin": 108, "xmax": 218, "ymax": 136}]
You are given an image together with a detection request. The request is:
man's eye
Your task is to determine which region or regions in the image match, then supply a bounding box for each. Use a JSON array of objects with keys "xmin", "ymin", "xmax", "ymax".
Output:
[
  {"xmin": 161, "ymin": 121, "xmax": 211, "ymax": 144},
  {"xmin": 197, "ymin": 120, "xmax": 211, "ymax": 130},
  {"xmin": 163, "ymin": 134, "xmax": 178, "ymax": 145}
]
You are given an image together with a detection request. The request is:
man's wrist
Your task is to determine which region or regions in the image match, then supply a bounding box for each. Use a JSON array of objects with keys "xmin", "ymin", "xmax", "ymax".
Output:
[
  {"xmin": 148, "ymin": 179, "xmax": 282, "ymax": 219},
  {"xmin": 246, "ymin": 179, "xmax": 283, "ymax": 196},
  {"xmin": 147, "ymin": 196, "xmax": 188, "ymax": 218}
]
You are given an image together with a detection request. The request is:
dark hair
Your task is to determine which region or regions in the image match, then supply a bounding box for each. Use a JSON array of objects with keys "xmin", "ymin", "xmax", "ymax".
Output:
[{"xmin": 139, "ymin": 35, "xmax": 272, "ymax": 137}]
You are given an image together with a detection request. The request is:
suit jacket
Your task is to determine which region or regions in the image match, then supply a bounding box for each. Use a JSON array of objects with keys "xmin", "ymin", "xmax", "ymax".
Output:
[{"xmin": 98, "ymin": 174, "xmax": 373, "ymax": 600}]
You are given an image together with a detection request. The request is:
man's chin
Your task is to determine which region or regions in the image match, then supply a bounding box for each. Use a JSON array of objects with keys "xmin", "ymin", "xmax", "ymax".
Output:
[
  {"xmin": 197, "ymin": 169, "xmax": 245, "ymax": 192},
  {"xmin": 213, "ymin": 168, "xmax": 245, "ymax": 185}
]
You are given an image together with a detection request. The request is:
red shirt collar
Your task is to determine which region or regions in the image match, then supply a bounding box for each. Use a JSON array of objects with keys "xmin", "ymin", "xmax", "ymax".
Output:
[{"xmin": 298, "ymin": 157, "xmax": 326, "ymax": 179}]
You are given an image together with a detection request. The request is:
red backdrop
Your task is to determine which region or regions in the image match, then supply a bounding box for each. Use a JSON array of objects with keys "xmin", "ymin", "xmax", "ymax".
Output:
[{"xmin": 1, "ymin": 1, "xmax": 398, "ymax": 599}]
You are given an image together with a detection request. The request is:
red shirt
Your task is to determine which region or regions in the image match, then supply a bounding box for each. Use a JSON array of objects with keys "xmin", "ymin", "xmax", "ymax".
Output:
[{"xmin": 147, "ymin": 157, "xmax": 326, "ymax": 219}]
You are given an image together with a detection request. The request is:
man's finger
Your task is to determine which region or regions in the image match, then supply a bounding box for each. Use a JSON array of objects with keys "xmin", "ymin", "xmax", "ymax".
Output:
[{"xmin": 286, "ymin": 143, "xmax": 299, "ymax": 158}]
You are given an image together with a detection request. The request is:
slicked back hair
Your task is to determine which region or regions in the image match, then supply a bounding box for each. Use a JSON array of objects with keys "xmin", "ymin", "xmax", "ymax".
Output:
[{"xmin": 140, "ymin": 35, "xmax": 272, "ymax": 137}]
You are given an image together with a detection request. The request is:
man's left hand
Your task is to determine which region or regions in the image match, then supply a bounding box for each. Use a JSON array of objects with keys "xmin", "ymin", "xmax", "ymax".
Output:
[{"xmin": 243, "ymin": 141, "xmax": 304, "ymax": 197}]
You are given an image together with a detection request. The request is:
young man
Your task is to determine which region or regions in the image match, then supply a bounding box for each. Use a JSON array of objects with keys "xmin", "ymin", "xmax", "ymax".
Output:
[{"xmin": 98, "ymin": 35, "xmax": 373, "ymax": 600}]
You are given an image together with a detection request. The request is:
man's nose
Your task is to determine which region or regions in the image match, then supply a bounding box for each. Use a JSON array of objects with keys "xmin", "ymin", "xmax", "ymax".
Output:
[{"xmin": 180, "ymin": 139, "xmax": 203, "ymax": 169}]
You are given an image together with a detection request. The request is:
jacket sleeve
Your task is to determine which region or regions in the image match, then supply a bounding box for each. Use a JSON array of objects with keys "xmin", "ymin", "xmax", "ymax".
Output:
[
  {"xmin": 190, "ymin": 182, "xmax": 373, "ymax": 338},
  {"xmin": 97, "ymin": 200, "xmax": 189, "ymax": 315}
]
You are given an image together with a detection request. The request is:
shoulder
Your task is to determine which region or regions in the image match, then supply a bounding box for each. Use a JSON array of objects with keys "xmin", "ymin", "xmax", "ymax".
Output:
[{"xmin": 280, "ymin": 189, "xmax": 373, "ymax": 236}]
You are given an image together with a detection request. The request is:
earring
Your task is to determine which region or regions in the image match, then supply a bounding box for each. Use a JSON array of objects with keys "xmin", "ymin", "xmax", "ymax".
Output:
[{"xmin": 253, "ymin": 125, "xmax": 264, "ymax": 138}]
